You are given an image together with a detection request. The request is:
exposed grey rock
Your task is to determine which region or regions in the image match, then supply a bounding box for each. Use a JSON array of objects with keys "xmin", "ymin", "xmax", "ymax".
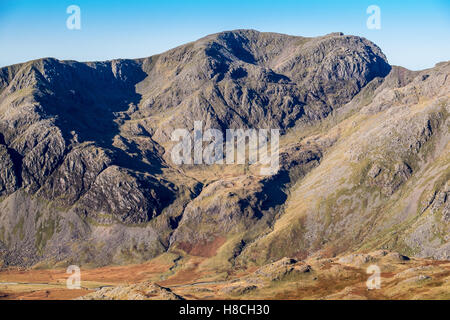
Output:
[
  {"xmin": 78, "ymin": 281, "xmax": 184, "ymax": 300},
  {"xmin": 76, "ymin": 166, "xmax": 176, "ymax": 224},
  {"xmin": 0, "ymin": 145, "xmax": 19, "ymax": 196},
  {"xmin": 38, "ymin": 144, "xmax": 113, "ymax": 206},
  {"xmin": 0, "ymin": 29, "xmax": 447, "ymax": 267}
]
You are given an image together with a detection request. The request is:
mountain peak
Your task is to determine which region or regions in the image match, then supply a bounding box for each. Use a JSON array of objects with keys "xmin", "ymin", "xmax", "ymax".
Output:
[{"xmin": 0, "ymin": 31, "xmax": 448, "ymax": 271}]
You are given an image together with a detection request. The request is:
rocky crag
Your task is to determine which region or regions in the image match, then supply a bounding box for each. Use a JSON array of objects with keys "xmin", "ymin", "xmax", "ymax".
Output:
[{"xmin": 0, "ymin": 30, "xmax": 448, "ymax": 269}]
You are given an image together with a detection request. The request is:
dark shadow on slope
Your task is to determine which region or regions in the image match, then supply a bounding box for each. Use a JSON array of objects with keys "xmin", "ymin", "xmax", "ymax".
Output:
[
  {"xmin": 218, "ymin": 31, "xmax": 256, "ymax": 65},
  {"xmin": 34, "ymin": 58, "xmax": 164, "ymax": 175},
  {"xmin": 0, "ymin": 131, "xmax": 23, "ymax": 189}
]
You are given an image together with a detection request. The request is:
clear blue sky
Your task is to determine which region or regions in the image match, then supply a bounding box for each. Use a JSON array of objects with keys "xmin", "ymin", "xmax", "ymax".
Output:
[{"xmin": 1, "ymin": 0, "xmax": 449, "ymax": 70}]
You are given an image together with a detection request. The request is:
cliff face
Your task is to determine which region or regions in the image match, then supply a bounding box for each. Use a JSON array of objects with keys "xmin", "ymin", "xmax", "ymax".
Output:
[{"xmin": 0, "ymin": 30, "xmax": 448, "ymax": 268}]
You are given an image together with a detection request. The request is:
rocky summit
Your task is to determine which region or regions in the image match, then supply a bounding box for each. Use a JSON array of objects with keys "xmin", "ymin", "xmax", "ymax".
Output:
[{"xmin": 0, "ymin": 29, "xmax": 448, "ymax": 281}]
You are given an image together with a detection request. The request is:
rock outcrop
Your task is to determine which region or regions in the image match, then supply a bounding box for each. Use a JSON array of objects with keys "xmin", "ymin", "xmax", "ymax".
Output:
[{"xmin": 0, "ymin": 29, "xmax": 448, "ymax": 268}]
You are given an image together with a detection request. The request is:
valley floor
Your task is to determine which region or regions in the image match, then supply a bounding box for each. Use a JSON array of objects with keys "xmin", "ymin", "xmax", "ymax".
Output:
[{"xmin": 0, "ymin": 251, "xmax": 449, "ymax": 300}]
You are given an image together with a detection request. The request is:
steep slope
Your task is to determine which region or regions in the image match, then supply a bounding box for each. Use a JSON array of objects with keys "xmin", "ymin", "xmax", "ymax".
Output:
[
  {"xmin": 0, "ymin": 29, "xmax": 447, "ymax": 271},
  {"xmin": 239, "ymin": 62, "xmax": 450, "ymax": 264},
  {"xmin": 136, "ymin": 30, "xmax": 390, "ymax": 144}
]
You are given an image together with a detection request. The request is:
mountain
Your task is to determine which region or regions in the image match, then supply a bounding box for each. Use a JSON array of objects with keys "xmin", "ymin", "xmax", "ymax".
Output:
[{"xmin": 0, "ymin": 30, "xmax": 448, "ymax": 272}]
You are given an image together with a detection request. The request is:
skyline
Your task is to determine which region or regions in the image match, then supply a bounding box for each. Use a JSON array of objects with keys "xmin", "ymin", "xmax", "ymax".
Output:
[{"xmin": 1, "ymin": 0, "xmax": 449, "ymax": 70}]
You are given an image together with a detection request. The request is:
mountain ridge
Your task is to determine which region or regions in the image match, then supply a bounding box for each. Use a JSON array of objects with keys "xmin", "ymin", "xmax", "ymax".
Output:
[{"xmin": 0, "ymin": 30, "xmax": 448, "ymax": 270}]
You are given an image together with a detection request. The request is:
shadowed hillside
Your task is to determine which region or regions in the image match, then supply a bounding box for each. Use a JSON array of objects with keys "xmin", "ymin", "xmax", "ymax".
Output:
[{"xmin": 0, "ymin": 30, "xmax": 448, "ymax": 276}]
